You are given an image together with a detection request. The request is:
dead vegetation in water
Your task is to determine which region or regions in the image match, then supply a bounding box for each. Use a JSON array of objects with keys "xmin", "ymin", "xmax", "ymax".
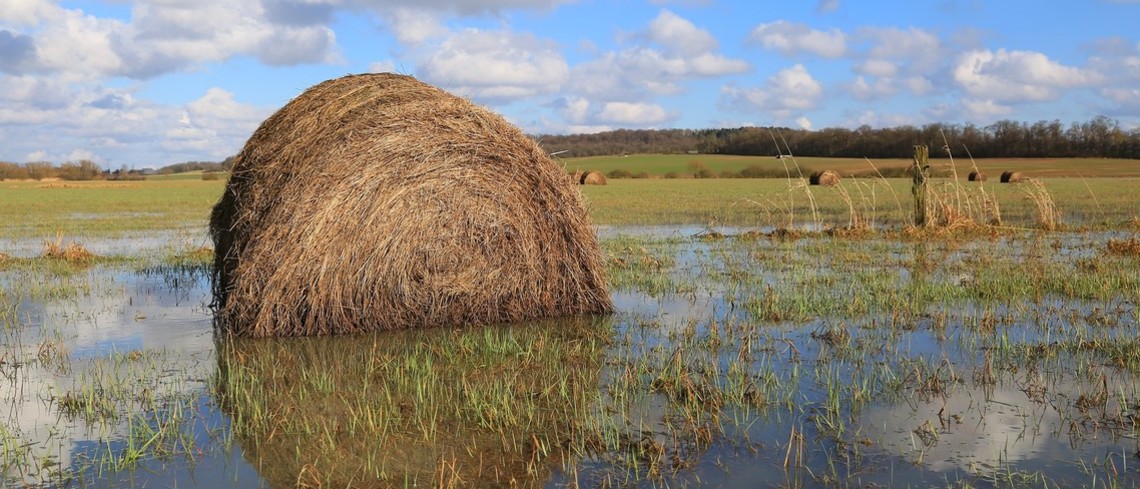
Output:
[
  {"xmin": 42, "ymin": 236, "xmax": 96, "ymax": 263},
  {"xmin": 1106, "ymin": 236, "xmax": 1140, "ymax": 256}
]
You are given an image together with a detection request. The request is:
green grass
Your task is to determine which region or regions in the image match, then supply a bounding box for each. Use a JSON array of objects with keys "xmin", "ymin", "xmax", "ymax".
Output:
[
  {"xmin": 2, "ymin": 168, "xmax": 1136, "ymax": 241},
  {"xmin": 561, "ymin": 154, "xmax": 1140, "ymax": 178},
  {"xmin": 0, "ymin": 179, "xmax": 226, "ymax": 238}
]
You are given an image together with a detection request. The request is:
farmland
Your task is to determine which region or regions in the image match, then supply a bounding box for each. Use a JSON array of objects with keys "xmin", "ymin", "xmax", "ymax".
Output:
[{"xmin": 1, "ymin": 157, "xmax": 1139, "ymax": 488}]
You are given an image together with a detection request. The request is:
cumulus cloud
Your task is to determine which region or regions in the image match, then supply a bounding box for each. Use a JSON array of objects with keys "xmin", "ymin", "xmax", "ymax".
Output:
[
  {"xmin": 720, "ymin": 64, "xmax": 823, "ymax": 118},
  {"xmin": 350, "ymin": 0, "xmax": 572, "ymax": 15},
  {"xmin": 382, "ymin": 8, "xmax": 448, "ymax": 45},
  {"xmin": 0, "ymin": 76, "xmax": 266, "ymax": 165},
  {"xmin": 960, "ymin": 98, "xmax": 1013, "ymax": 118},
  {"xmin": 647, "ymin": 10, "xmax": 717, "ymax": 56},
  {"xmin": 418, "ymin": 29, "xmax": 568, "ymax": 100},
  {"xmin": 1, "ymin": 0, "xmax": 339, "ymax": 81},
  {"xmin": 596, "ymin": 101, "xmax": 669, "ymax": 125},
  {"xmin": 838, "ymin": 27, "xmax": 947, "ymax": 103},
  {"xmin": 566, "ymin": 10, "xmax": 747, "ymax": 105},
  {"xmin": 849, "ymin": 75, "xmax": 894, "ymax": 100},
  {"xmin": 749, "ymin": 20, "xmax": 846, "ymax": 58},
  {"xmin": 953, "ymin": 48, "xmax": 1102, "ymax": 103},
  {"xmin": 0, "ymin": 0, "xmax": 56, "ymax": 25}
]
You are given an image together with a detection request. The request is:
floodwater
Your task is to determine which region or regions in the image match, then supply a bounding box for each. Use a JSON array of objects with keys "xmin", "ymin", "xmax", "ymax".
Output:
[{"xmin": 2, "ymin": 227, "xmax": 1139, "ymax": 487}]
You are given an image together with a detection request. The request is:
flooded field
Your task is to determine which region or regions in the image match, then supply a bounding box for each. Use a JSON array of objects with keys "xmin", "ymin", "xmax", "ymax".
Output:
[{"xmin": 2, "ymin": 226, "xmax": 1139, "ymax": 488}]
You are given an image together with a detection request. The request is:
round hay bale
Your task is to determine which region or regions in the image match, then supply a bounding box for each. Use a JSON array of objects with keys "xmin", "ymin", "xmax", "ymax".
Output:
[
  {"xmin": 809, "ymin": 170, "xmax": 840, "ymax": 186},
  {"xmin": 968, "ymin": 171, "xmax": 986, "ymax": 182},
  {"xmin": 580, "ymin": 171, "xmax": 607, "ymax": 185},
  {"xmin": 209, "ymin": 73, "xmax": 613, "ymax": 337},
  {"xmin": 1000, "ymin": 171, "xmax": 1023, "ymax": 183}
]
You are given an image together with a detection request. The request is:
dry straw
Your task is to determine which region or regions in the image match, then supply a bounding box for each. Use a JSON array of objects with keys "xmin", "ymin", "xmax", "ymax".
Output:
[
  {"xmin": 808, "ymin": 170, "xmax": 840, "ymax": 186},
  {"xmin": 968, "ymin": 171, "xmax": 986, "ymax": 182},
  {"xmin": 579, "ymin": 170, "xmax": 607, "ymax": 185},
  {"xmin": 1000, "ymin": 171, "xmax": 1024, "ymax": 183},
  {"xmin": 210, "ymin": 73, "xmax": 613, "ymax": 337}
]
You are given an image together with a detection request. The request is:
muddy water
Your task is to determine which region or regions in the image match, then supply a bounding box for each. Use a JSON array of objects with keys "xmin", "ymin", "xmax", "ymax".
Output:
[{"xmin": 1, "ymin": 229, "xmax": 1138, "ymax": 487}]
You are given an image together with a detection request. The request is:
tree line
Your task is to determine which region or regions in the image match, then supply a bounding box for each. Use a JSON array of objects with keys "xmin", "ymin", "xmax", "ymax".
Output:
[
  {"xmin": 537, "ymin": 116, "xmax": 1140, "ymax": 159},
  {"xmin": 0, "ymin": 157, "xmax": 235, "ymax": 181}
]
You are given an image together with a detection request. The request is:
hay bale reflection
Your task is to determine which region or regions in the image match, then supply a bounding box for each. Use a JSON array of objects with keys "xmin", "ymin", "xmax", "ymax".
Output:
[{"xmin": 215, "ymin": 316, "xmax": 610, "ymax": 487}]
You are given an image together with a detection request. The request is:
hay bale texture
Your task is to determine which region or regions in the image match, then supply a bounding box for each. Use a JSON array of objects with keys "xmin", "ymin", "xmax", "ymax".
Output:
[
  {"xmin": 968, "ymin": 171, "xmax": 986, "ymax": 182},
  {"xmin": 580, "ymin": 171, "xmax": 607, "ymax": 185},
  {"xmin": 809, "ymin": 170, "xmax": 841, "ymax": 186},
  {"xmin": 210, "ymin": 73, "xmax": 613, "ymax": 337},
  {"xmin": 1000, "ymin": 171, "xmax": 1024, "ymax": 183}
]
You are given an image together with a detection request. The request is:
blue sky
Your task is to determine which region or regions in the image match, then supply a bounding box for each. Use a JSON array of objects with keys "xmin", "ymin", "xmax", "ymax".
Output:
[{"xmin": 1, "ymin": 0, "xmax": 1139, "ymax": 168}]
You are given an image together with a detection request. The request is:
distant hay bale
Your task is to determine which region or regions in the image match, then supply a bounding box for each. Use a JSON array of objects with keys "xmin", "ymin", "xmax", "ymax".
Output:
[
  {"xmin": 1000, "ymin": 171, "xmax": 1024, "ymax": 183},
  {"xmin": 968, "ymin": 171, "xmax": 986, "ymax": 182},
  {"xmin": 809, "ymin": 170, "xmax": 840, "ymax": 186},
  {"xmin": 570, "ymin": 170, "xmax": 582, "ymax": 183},
  {"xmin": 580, "ymin": 171, "xmax": 607, "ymax": 185},
  {"xmin": 209, "ymin": 73, "xmax": 613, "ymax": 337}
]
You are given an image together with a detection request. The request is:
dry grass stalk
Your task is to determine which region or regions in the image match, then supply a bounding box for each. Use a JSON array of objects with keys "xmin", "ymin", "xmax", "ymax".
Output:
[
  {"xmin": 210, "ymin": 73, "xmax": 613, "ymax": 337},
  {"xmin": 42, "ymin": 236, "xmax": 96, "ymax": 263},
  {"xmin": 1020, "ymin": 178, "xmax": 1061, "ymax": 230},
  {"xmin": 968, "ymin": 171, "xmax": 986, "ymax": 182},
  {"xmin": 1106, "ymin": 236, "xmax": 1140, "ymax": 256}
]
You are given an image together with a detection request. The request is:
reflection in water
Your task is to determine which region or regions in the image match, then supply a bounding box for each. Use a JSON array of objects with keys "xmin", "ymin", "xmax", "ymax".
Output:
[
  {"xmin": 0, "ymin": 265, "xmax": 218, "ymax": 487},
  {"xmin": 215, "ymin": 316, "xmax": 611, "ymax": 487}
]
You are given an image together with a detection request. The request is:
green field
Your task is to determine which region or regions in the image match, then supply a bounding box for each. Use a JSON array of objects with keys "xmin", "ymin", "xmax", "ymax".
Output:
[
  {"xmin": 3, "ymin": 168, "xmax": 1136, "ymax": 240},
  {"xmin": 563, "ymin": 154, "xmax": 1140, "ymax": 178}
]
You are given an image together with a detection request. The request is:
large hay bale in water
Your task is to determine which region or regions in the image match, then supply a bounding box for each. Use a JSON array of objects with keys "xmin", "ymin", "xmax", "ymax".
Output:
[
  {"xmin": 968, "ymin": 171, "xmax": 986, "ymax": 182},
  {"xmin": 210, "ymin": 73, "xmax": 613, "ymax": 337},
  {"xmin": 809, "ymin": 170, "xmax": 840, "ymax": 186},
  {"xmin": 1000, "ymin": 171, "xmax": 1023, "ymax": 183}
]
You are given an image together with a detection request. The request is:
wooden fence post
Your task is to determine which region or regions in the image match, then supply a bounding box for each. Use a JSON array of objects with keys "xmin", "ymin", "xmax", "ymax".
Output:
[{"xmin": 912, "ymin": 145, "xmax": 929, "ymax": 227}]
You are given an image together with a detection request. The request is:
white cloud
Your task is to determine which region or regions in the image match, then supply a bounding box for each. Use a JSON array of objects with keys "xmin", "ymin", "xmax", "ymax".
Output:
[
  {"xmin": 817, "ymin": 0, "xmax": 839, "ymax": 13},
  {"xmin": 855, "ymin": 26, "xmax": 943, "ymax": 77},
  {"xmin": 368, "ymin": 60, "xmax": 397, "ymax": 73},
  {"xmin": 418, "ymin": 28, "xmax": 568, "ymax": 100},
  {"xmin": 953, "ymin": 48, "xmax": 1102, "ymax": 103},
  {"xmin": 904, "ymin": 76, "xmax": 934, "ymax": 96},
  {"xmin": 565, "ymin": 11, "xmax": 747, "ymax": 104},
  {"xmin": 0, "ymin": 79, "xmax": 266, "ymax": 165},
  {"xmin": 647, "ymin": 10, "xmax": 717, "ymax": 56},
  {"xmin": 795, "ymin": 116, "xmax": 812, "ymax": 130},
  {"xmin": 859, "ymin": 26, "xmax": 940, "ymax": 61},
  {"xmin": 382, "ymin": 8, "xmax": 448, "ymax": 45},
  {"xmin": 557, "ymin": 96, "xmax": 591, "ymax": 124},
  {"xmin": 596, "ymin": 101, "xmax": 669, "ymax": 125},
  {"xmin": 0, "ymin": 0, "xmax": 56, "ymax": 25},
  {"xmin": 748, "ymin": 20, "xmax": 846, "ymax": 58},
  {"xmin": 350, "ymin": 0, "xmax": 573, "ymax": 15},
  {"xmin": 721, "ymin": 64, "xmax": 823, "ymax": 118},
  {"xmin": 1, "ymin": 0, "xmax": 339, "ymax": 80},
  {"xmin": 961, "ymin": 98, "xmax": 1013, "ymax": 118},
  {"xmin": 849, "ymin": 75, "xmax": 894, "ymax": 100},
  {"xmin": 855, "ymin": 59, "xmax": 898, "ymax": 77}
]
